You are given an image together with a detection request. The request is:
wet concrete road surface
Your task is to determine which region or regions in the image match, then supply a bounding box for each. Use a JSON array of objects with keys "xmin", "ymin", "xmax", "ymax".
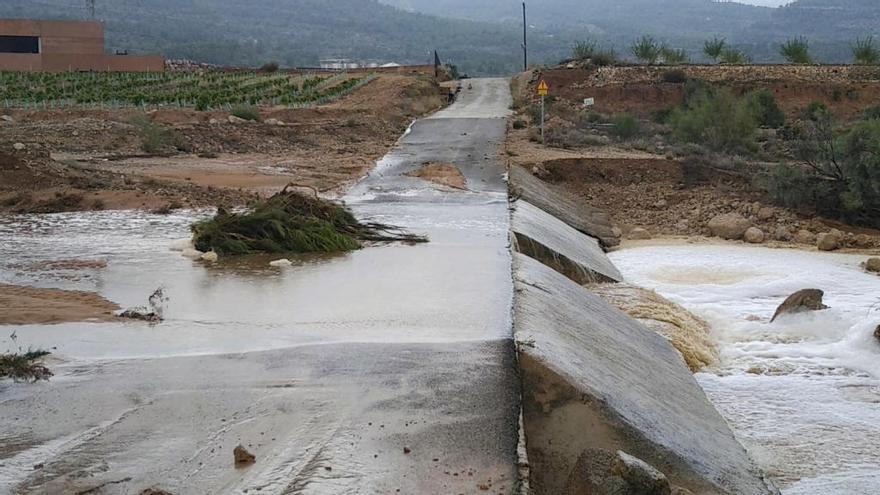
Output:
[{"xmin": 0, "ymin": 79, "xmax": 520, "ymax": 494}]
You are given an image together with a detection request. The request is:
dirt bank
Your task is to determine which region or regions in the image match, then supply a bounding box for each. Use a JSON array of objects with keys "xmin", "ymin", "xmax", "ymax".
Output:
[
  {"xmin": 0, "ymin": 74, "xmax": 446, "ymax": 213},
  {"xmin": 0, "ymin": 284, "xmax": 119, "ymax": 325}
]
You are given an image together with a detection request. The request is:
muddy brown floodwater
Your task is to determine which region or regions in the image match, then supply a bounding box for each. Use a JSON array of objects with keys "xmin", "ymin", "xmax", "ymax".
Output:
[{"xmin": 0, "ymin": 79, "xmax": 521, "ymax": 494}]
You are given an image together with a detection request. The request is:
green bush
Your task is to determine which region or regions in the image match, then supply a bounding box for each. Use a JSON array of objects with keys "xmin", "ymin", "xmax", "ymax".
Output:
[
  {"xmin": 765, "ymin": 117, "xmax": 880, "ymax": 226},
  {"xmin": 611, "ymin": 114, "xmax": 641, "ymax": 141},
  {"xmin": 719, "ymin": 48, "xmax": 750, "ymax": 65},
  {"xmin": 861, "ymin": 105, "xmax": 880, "ymax": 121},
  {"xmin": 130, "ymin": 114, "xmax": 169, "ymax": 154},
  {"xmin": 232, "ymin": 104, "xmax": 261, "ymax": 121},
  {"xmin": 780, "ymin": 37, "xmax": 814, "ymax": 64},
  {"xmin": 803, "ymin": 101, "xmax": 830, "ymax": 122},
  {"xmin": 572, "ymin": 40, "xmax": 598, "ymax": 61},
  {"xmin": 749, "ymin": 91, "xmax": 786, "ymax": 128},
  {"xmin": 660, "ymin": 46, "xmax": 689, "ymax": 65},
  {"xmin": 852, "ymin": 37, "xmax": 880, "ymax": 65},
  {"xmin": 631, "ymin": 35, "xmax": 661, "ymax": 64},
  {"xmin": 704, "ymin": 37, "xmax": 726, "ymax": 63},
  {"xmin": 668, "ymin": 88, "xmax": 758, "ymax": 152}
]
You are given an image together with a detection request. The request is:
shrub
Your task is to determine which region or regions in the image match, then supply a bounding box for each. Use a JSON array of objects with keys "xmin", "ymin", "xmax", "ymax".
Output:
[
  {"xmin": 231, "ymin": 104, "xmax": 261, "ymax": 122},
  {"xmin": 631, "ymin": 35, "xmax": 661, "ymax": 64},
  {"xmin": 668, "ymin": 88, "xmax": 758, "ymax": 152},
  {"xmin": 660, "ymin": 46, "xmax": 689, "ymax": 65},
  {"xmin": 260, "ymin": 61, "xmax": 280, "ymax": 72},
  {"xmin": 862, "ymin": 106, "xmax": 880, "ymax": 121},
  {"xmin": 611, "ymin": 114, "xmax": 641, "ymax": 141},
  {"xmin": 512, "ymin": 120, "xmax": 527, "ymax": 130},
  {"xmin": 749, "ymin": 91, "xmax": 786, "ymax": 128},
  {"xmin": 704, "ymin": 37, "xmax": 726, "ymax": 62},
  {"xmin": 591, "ymin": 49, "xmax": 618, "ymax": 67},
  {"xmin": 780, "ymin": 37, "xmax": 814, "ymax": 64},
  {"xmin": 662, "ymin": 69, "xmax": 687, "ymax": 84},
  {"xmin": 544, "ymin": 127, "xmax": 608, "ymax": 149},
  {"xmin": 130, "ymin": 114, "xmax": 168, "ymax": 154},
  {"xmin": 572, "ymin": 40, "xmax": 598, "ymax": 61},
  {"xmin": 765, "ymin": 119, "xmax": 880, "ymax": 226},
  {"xmin": 852, "ymin": 37, "xmax": 880, "ymax": 65},
  {"xmin": 802, "ymin": 101, "xmax": 830, "ymax": 122},
  {"xmin": 719, "ymin": 47, "xmax": 750, "ymax": 65}
]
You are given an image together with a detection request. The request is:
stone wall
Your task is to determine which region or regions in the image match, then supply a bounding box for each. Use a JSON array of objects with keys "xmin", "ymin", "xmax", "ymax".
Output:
[{"xmin": 588, "ymin": 65, "xmax": 880, "ymax": 86}]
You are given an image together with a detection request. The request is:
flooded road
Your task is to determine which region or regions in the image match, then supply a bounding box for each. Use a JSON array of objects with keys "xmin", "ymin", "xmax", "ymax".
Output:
[
  {"xmin": 0, "ymin": 79, "xmax": 520, "ymax": 494},
  {"xmin": 610, "ymin": 245, "xmax": 880, "ymax": 495}
]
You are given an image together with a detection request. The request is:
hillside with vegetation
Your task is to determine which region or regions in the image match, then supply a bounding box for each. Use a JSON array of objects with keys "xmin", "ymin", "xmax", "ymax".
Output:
[{"xmin": 0, "ymin": 0, "xmax": 567, "ymax": 75}]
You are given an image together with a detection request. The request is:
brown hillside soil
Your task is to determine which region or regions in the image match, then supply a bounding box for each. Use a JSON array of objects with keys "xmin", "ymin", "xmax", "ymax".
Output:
[
  {"xmin": 0, "ymin": 74, "xmax": 445, "ymax": 213},
  {"xmin": 538, "ymin": 68, "xmax": 880, "ymax": 122},
  {"xmin": 0, "ymin": 284, "xmax": 119, "ymax": 325},
  {"xmin": 505, "ymin": 127, "xmax": 880, "ymax": 250}
]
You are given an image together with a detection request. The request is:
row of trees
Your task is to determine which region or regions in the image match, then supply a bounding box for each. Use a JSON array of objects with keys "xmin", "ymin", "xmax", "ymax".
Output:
[{"xmin": 618, "ymin": 35, "xmax": 880, "ymax": 65}]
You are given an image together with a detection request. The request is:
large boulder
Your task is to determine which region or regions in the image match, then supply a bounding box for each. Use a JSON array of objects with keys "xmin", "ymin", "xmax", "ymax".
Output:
[
  {"xmin": 744, "ymin": 227, "xmax": 765, "ymax": 244},
  {"xmin": 866, "ymin": 258, "xmax": 880, "ymax": 273},
  {"xmin": 707, "ymin": 213, "xmax": 752, "ymax": 240},
  {"xmin": 817, "ymin": 232, "xmax": 843, "ymax": 251},
  {"xmin": 771, "ymin": 289, "xmax": 829, "ymax": 322},
  {"xmin": 795, "ymin": 230, "xmax": 816, "ymax": 245},
  {"xmin": 565, "ymin": 449, "xmax": 673, "ymax": 495}
]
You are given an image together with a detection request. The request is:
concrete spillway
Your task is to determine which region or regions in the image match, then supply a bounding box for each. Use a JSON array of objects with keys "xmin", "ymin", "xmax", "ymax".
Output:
[{"xmin": 508, "ymin": 169, "xmax": 778, "ymax": 494}]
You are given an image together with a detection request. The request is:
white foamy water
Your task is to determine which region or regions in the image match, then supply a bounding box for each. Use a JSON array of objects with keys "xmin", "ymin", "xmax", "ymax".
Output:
[{"xmin": 610, "ymin": 245, "xmax": 880, "ymax": 494}]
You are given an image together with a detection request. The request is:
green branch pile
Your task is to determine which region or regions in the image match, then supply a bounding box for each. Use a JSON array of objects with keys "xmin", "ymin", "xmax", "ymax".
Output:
[
  {"xmin": 0, "ymin": 349, "xmax": 52, "ymax": 382},
  {"xmin": 192, "ymin": 186, "xmax": 427, "ymax": 255}
]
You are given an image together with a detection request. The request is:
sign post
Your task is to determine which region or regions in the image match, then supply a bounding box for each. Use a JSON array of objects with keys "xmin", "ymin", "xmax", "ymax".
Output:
[{"xmin": 537, "ymin": 79, "xmax": 549, "ymax": 143}]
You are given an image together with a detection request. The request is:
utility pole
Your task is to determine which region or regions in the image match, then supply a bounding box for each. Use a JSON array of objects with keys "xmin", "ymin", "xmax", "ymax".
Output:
[{"xmin": 522, "ymin": 2, "xmax": 528, "ymax": 71}]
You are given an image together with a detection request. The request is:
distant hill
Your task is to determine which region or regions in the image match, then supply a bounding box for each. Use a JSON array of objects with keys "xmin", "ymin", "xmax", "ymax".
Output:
[
  {"xmin": 383, "ymin": 0, "xmax": 880, "ymax": 63},
  {"xmin": 0, "ymin": 0, "xmax": 566, "ymax": 75}
]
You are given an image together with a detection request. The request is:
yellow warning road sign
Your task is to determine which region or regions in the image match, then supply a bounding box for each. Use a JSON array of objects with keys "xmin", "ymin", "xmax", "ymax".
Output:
[{"xmin": 537, "ymin": 80, "xmax": 549, "ymax": 97}]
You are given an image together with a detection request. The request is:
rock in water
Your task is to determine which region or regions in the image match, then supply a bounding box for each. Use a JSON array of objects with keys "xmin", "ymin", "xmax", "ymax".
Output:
[
  {"xmin": 874, "ymin": 325, "xmax": 880, "ymax": 342},
  {"xmin": 744, "ymin": 227, "xmax": 765, "ymax": 244},
  {"xmin": 200, "ymin": 251, "xmax": 219, "ymax": 262},
  {"xmin": 234, "ymin": 445, "xmax": 255, "ymax": 466},
  {"xmin": 707, "ymin": 213, "xmax": 752, "ymax": 240},
  {"xmin": 269, "ymin": 258, "xmax": 292, "ymax": 267},
  {"xmin": 817, "ymin": 232, "xmax": 842, "ymax": 251},
  {"xmin": 865, "ymin": 258, "xmax": 880, "ymax": 273},
  {"xmin": 771, "ymin": 289, "xmax": 829, "ymax": 322}
]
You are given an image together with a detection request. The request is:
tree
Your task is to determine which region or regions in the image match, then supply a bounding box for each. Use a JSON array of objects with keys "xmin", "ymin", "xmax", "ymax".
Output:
[
  {"xmin": 631, "ymin": 35, "xmax": 661, "ymax": 65},
  {"xmin": 780, "ymin": 37, "xmax": 814, "ymax": 64},
  {"xmin": 704, "ymin": 37, "xmax": 726, "ymax": 63},
  {"xmin": 852, "ymin": 37, "xmax": 880, "ymax": 65}
]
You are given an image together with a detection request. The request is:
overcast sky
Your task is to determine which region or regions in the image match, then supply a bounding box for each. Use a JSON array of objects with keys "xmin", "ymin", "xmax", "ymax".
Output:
[{"xmin": 735, "ymin": 0, "xmax": 792, "ymax": 6}]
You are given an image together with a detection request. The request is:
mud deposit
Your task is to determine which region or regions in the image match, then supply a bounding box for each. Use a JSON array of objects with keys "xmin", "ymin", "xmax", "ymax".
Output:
[{"xmin": 611, "ymin": 245, "xmax": 880, "ymax": 494}]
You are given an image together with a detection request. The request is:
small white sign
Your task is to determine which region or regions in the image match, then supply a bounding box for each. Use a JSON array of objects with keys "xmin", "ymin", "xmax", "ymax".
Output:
[{"xmin": 583, "ymin": 97, "xmax": 595, "ymax": 107}]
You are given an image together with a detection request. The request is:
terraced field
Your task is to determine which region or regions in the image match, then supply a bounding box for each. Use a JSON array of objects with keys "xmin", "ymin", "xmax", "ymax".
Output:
[{"xmin": 0, "ymin": 71, "xmax": 375, "ymax": 110}]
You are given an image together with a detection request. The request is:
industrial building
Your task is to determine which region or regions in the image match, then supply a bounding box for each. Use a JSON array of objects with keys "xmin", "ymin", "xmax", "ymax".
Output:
[{"xmin": 0, "ymin": 19, "xmax": 164, "ymax": 72}]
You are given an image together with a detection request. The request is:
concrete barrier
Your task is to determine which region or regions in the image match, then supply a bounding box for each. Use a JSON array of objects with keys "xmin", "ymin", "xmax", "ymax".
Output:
[
  {"xmin": 511, "ymin": 200, "xmax": 621, "ymax": 284},
  {"xmin": 513, "ymin": 253, "xmax": 778, "ymax": 495},
  {"xmin": 508, "ymin": 166, "xmax": 620, "ymax": 249}
]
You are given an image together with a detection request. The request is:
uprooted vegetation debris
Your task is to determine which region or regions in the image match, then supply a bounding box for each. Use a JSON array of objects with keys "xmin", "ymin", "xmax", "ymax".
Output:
[
  {"xmin": 0, "ymin": 349, "xmax": 53, "ymax": 382},
  {"xmin": 191, "ymin": 184, "xmax": 427, "ymax": 255}
]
